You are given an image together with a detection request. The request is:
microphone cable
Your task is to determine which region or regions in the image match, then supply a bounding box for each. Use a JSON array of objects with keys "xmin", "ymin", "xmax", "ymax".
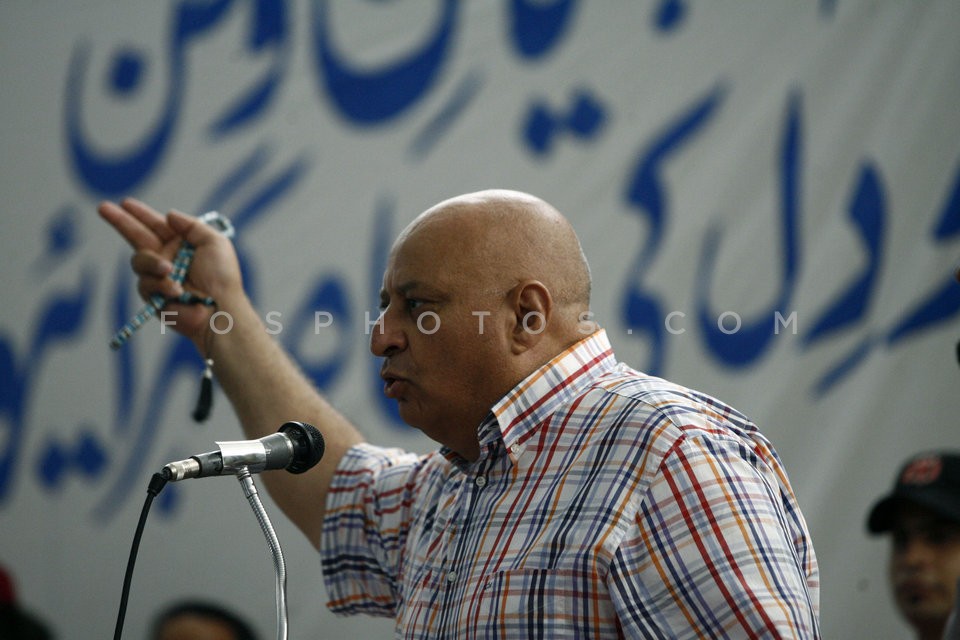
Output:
[{"xmin": 112, "ymin": 471, "xmax": 168, "ymax": 640}]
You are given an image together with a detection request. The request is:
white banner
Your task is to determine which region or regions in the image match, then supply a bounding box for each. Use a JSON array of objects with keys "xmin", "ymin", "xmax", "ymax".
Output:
[{"xmin": 1, "ymin": 1, "xmax": 958, "ymax": 638}]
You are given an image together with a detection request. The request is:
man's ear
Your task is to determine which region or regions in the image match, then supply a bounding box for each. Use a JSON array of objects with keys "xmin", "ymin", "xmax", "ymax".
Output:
[{"xmin": 509, "ymin": 280, "xmax": 552, "ymax": 354}]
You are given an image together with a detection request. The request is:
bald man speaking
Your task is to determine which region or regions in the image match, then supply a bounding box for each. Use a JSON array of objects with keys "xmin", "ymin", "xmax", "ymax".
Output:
[{"xmin": 100, "ymin": 190, "xmax": 820, "ymax": 638}]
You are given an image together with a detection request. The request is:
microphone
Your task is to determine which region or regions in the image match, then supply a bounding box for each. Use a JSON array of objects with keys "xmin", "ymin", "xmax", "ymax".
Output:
[{"xmin": 161, "ymin": 421, "xmax": 325, "ymax": 481}]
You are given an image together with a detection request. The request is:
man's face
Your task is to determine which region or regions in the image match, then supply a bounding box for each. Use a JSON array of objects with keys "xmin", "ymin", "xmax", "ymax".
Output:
[
  {"xmin": 370, "ymin": 217, "xmax": 514, "ymax": 459},
  {"xmin": 888, "ymin": 502, "xmax": 960, "ymax": 634}
]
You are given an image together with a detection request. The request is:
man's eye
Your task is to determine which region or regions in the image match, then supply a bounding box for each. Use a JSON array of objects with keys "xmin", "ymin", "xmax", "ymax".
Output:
[
  {"xmin": 406, "ymin": 299, "xmax": 425, "ymax": 311},
  {"xmin": 928, "ymin": 525, "xmax": 960, "ymax": 546}
]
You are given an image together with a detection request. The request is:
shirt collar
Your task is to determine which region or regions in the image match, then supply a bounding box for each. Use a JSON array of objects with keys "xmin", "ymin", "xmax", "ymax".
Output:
[
  {"xmin": 440, "ymin": 329, "xmax": 616, "ymax": 470},
  {"xmin": 491, "ymin": 329, "xmax": 616, "ymax": 454}
]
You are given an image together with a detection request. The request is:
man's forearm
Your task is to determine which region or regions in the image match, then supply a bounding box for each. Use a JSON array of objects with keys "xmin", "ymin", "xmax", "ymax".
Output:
[{"xmin": 206, "ymin": 290, "xmax": 365, "ymax": 548}]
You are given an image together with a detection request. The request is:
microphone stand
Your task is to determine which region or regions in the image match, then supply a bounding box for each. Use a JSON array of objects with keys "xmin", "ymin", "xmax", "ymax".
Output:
[{"xmin": 236, "ymin": 466, "xmax": 288, "ymax": 640}]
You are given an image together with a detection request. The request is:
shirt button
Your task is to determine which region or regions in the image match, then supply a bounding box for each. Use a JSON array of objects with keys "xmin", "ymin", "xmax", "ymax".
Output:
[
  {"xmin": 446, "ymin": 571, "xmax": 457, "ymax": 583},
  {"xmin": 510, "ymin": 443, "xmax": 523, "ymax": 456},
  {"xmin": 475, "ymin": 475, "xmax": 487, "ymax": 488}
]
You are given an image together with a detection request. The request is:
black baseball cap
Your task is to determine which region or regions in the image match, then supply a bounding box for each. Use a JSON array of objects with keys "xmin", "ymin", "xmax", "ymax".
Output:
[{"xmin": 867, "ymin": 451, "xmax": 960, "ymax": 534}]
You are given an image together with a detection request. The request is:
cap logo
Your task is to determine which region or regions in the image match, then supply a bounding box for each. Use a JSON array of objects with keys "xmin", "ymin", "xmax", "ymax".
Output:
[{"xmin": 900, "ymin": 456, "xmax": 942, "ymax": 485}]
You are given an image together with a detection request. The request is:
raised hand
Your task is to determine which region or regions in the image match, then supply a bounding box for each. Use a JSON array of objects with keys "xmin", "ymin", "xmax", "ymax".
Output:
[{"xmin": 98, "ymin": 198, "xmax": 243, "ymax": 346}]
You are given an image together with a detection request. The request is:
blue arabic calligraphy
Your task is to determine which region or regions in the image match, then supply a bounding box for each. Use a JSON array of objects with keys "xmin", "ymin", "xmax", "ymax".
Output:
[{"xmin": 1, "ymin": 0, "xmax": 958, "ymax": 523}]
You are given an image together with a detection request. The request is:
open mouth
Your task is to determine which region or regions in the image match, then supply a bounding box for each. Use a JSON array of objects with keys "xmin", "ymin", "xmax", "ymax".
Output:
[
  {"xmin": 382, "ymin": 374, "xmax": 406, "ymax": 398},
  {"xmin": 896, "ymin": 581, "xmax": 934, "ymax": 606}
]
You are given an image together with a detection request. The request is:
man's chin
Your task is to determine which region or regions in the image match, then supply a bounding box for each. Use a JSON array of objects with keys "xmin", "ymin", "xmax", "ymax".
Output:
[
  {"xmin": 899, "ymin": 600, "xmax": 951, "ymax": 630},
  {"xmin": 395, "ymin": 403, "xmax": 424, "ymax": 431}
]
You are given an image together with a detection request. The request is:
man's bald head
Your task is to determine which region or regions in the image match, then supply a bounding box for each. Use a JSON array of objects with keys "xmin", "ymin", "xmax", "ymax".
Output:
[{"xmin": 397, "ymin": 189, "xmax": 592, "ymax": 320}]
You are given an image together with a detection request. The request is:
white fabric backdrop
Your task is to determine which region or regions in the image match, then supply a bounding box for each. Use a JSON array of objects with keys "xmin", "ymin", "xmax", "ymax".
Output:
[{"xmin": 1, "ymin": 1, "xmax": 958, "ymax": 638}]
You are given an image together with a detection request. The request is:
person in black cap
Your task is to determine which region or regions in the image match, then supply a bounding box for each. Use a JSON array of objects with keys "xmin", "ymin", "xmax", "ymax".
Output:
[{"xmin": 867, "ymin": 451, "xmax": 960, "ymax": 640}]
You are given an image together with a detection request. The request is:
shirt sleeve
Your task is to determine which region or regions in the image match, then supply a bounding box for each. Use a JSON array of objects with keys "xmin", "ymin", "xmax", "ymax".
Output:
[
  {"xmin": 320, "ymin": 443, "xmax": 429, "ymax": 617},
  {"xmin": 608, "ymin": 434, "xmax": 821, "ymax": 639}
]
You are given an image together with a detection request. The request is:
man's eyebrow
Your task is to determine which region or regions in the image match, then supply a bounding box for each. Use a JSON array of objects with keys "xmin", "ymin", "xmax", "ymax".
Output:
[
  {"xmin": 379, "ymin": 281, "xmax": 431, "ymax": 301},
  {"xmin": 380, "ymin": 280, "xmax": 448, "ymax": 303},
  {"xmin": 397, "ymin": 281, "xmax": 422, "ymax": 295},
  {"xmin": 400, "ymin": 280, "xmax": 450, "ymax": 298}
]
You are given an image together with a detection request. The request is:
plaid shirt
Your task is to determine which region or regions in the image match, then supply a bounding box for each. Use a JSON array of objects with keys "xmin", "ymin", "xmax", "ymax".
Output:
[{"xmin": 321, "ymin": 330, "xmax": 820, "ymax": 638}]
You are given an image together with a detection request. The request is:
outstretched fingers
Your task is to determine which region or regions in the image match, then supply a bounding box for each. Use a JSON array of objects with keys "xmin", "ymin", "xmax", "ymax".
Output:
[{"xmin": 98, "ymin": 198, "xmax": 177, "ymax": 251}]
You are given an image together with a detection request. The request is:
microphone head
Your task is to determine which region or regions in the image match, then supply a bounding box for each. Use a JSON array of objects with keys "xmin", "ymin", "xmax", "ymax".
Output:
[{"xmin": 278, "ymin": 421, "xmax": 325, "ymax": 474}]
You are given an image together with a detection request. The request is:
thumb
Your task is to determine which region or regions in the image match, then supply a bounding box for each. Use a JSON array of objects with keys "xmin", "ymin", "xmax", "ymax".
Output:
[{"xmin": 167, "ymin": 209, "xmax": 220, "ymax": 246}]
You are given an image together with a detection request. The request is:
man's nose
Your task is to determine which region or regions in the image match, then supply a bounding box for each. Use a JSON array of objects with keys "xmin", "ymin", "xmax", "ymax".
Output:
[
  {"xmin": 897, "ymin": 536, "xmax": 936, "ymax": 569},
  {"xmin": 370, "ymin": 308, "xmax": 406, "ymax": 357}
]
